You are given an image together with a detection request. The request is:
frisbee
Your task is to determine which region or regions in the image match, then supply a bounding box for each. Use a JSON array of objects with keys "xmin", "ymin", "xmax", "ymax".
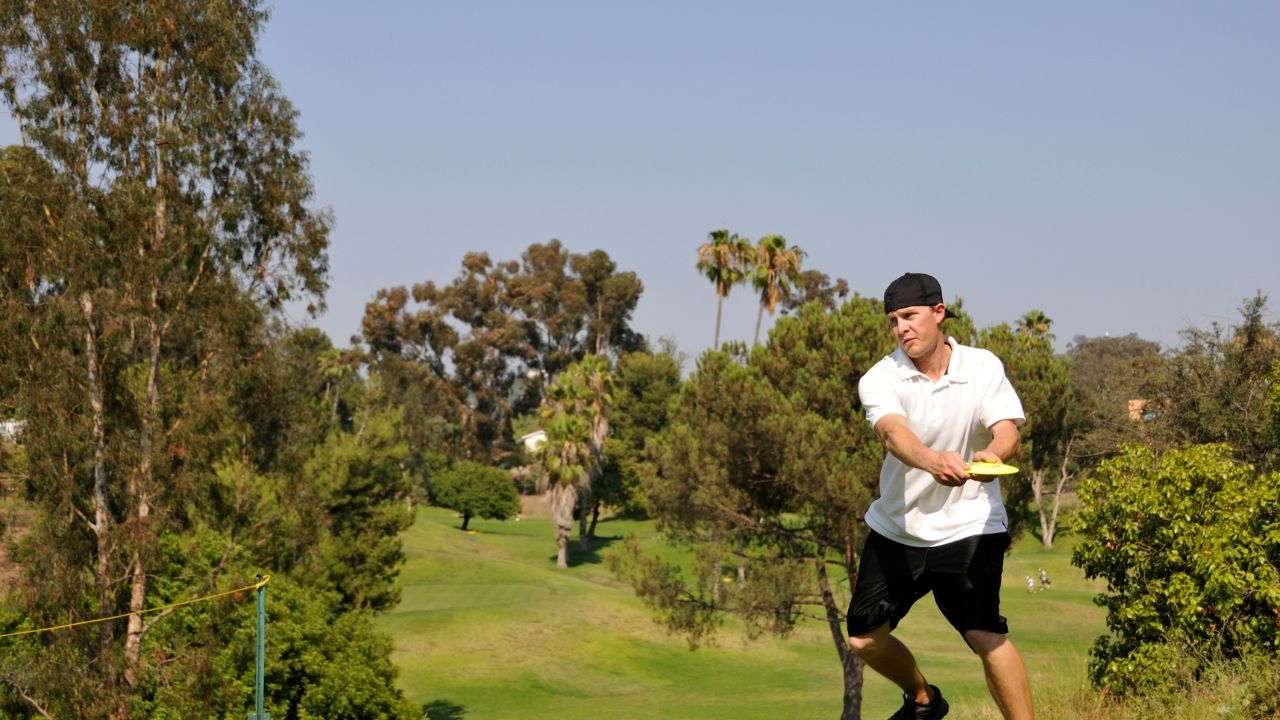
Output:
[{"xmin": 966, "ymin": 461, "xmax": 1019, "ymax": 476}]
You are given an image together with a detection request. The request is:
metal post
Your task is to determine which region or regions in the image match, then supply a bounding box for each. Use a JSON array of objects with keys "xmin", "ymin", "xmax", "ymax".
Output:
[{"xmin": 255, "ymin": 575, "xmax": 265, "ymax": 720}]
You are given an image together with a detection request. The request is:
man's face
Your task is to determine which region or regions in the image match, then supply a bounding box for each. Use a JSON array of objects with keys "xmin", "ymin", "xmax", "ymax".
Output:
[{"xmin": 886, "ymin": 304, "xmax": 946, "ymax": 358}]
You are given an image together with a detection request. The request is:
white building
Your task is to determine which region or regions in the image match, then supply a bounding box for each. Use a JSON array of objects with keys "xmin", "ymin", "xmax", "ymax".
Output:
[
  {"xmin": 518, "ymin": 429, "xmax": 547, "ymax": 453},
  {"xmin": 0, "ymin": 419, "xmax": 24, "ymax": 443}
]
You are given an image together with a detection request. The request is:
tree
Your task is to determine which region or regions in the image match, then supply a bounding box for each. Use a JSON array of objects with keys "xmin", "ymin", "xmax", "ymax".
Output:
[
  {"xmin": 1065, "ymin": 333, "xmax": 1165, "ymax": 459},
  {"xmin": 298, "ymin": 408, "xmax": 417, "ymax": 612},
  {"xmin": 571, "ymin": 249, "xmax": 645, "ymax": 357},
  {"xmin": 695, "ymin": 229, "xmax": 752, "ymax": 348},
  {"xmin": 610, "ymin": 297, "xmax": 896, "ymax": 720},
  {"xmin": 430, "ymin": 460, "xmax": 520, "ymax": 531},
  {"xmin": 977, "ymin": 319, "xmax": 1080, "ymax": 548},
  {"xmin": 593, "ymin": 348, "xmax": 682, "ymax": 521},
  {"xmin": 1144, "ymin": 294, "xmax": 1280, "ymax": 472},
  {"xmin": 749, "ymin": 235, "xmax": 805, "ymax": 346},
  {"xmin": 1017, "ymin": 309, "xmax": 1052, "ymax": 339},
  {"xmin": 538, "ymin": 355, "xmax": 612, "ymax": 568},
  {"xmin": 1, "ymin": 0, "xmax": 330, "ymax": 695},
  {"xmin": 361, "ymin": 242, "xmax": 642, "ymax": 463},
  {"xmin": 518, "ymin": 239, "xmax": 587, "ymax": 380},
  {"xmin": 0, "ymin": 3, "xmax": 412, "ymax": 716},
  {"xmin": 780, "ymin": 269, "xmax": 850, "ymax": 315},
  {"xmin": 1072, "ymin": 444, "xmax": 1280, "ymax": 695}
]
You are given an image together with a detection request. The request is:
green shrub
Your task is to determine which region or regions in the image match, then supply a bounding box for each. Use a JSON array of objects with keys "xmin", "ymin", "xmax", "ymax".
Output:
[
  {"xmin": 1072, "ymin": 444, "xmax": 1280, "ymax": 695},
  {"xmin": 429, "ymin": 460, "xmax": 521, "ymax": 530}
]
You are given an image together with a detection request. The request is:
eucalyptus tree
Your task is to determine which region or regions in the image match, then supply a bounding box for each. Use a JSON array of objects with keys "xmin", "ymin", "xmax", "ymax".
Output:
[
  {"xmin": 572, "ymin": 249, "xmax": 644, "ymax": 357},
  {"xmin": 0, "ymin": 2, "xmax": 429, "ymax": 716},
  {"xmin": 780, "ymin": 269, "xmax": 850, "ymax": 315},
  {"xmin": 749, "ymin": 234, "xmax": 805, "ymax": 346},
  {"xmin": 538, "ymin": 355, "xmax": 613, "ymax": 568},
  {"xmin": 695, "ymin": 229, "xmax": 753, "ymax": 348},
  {"xmin": 362, "ymin": 242, "xmax": 642, "ymax": 463},
  {"xmin": 518, "ymin": 239, "xmax": 587, "ymax": 379}
]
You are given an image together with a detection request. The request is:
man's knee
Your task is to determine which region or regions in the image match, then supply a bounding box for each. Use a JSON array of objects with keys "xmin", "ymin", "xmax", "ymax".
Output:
[
  {"xmin": 963, "ymin": 628, "xmax": 1009, "ymax": 657},
  {"xmin": 848, "ymin": 622, "xmax": 892, "ymax": 656}
]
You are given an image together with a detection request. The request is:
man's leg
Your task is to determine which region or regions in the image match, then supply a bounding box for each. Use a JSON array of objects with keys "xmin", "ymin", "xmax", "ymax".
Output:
[
  {"xmin": 964, "ymin": 629, "xmax": 1033, "ymax": 720},
  {"xmin": 849, "ymin": 622, "xmax": 934, "ymax": 705}
]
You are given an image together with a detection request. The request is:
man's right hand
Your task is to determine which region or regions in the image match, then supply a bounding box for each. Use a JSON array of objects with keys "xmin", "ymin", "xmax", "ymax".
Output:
[{"xmin": 929, "ymin": 451, "xmax": 970, "ymax": 486}]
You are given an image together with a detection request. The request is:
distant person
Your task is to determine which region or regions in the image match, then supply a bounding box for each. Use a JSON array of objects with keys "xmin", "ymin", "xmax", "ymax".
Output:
[
  {"xmin": 1038, "ymin": 568, "xmax": 1051, "ymax": 590},
  {"xmin": 1026, "ymin": 576, "xmax": 1036, "ymax": 594},
  {"xmin": 847, "ymin": 273, "xmax": 1035, "ymax": 720}
]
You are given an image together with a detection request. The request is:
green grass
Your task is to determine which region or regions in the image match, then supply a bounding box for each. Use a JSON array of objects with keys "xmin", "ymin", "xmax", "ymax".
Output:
[{"xmin": 376, "ymin": 507, "xmax": 1107, "ymax": 719}]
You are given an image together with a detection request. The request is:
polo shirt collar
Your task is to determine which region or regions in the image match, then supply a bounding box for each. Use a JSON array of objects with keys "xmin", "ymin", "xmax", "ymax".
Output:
[{"xmin": 888, "ymin": 337, "xmax": 972, "ymax": 382}]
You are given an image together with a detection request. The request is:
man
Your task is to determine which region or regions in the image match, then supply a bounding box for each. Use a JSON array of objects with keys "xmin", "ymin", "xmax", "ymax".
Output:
[{"xmin": 847, "ymin": 272, "xmax": 1034, "ymax": 720}]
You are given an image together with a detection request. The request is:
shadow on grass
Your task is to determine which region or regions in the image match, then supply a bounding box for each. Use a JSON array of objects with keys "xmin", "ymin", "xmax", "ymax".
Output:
[
  {"xmin": 548, "ymin": 533, "xmax": 622, "ymax": 567},
  {"xmin": 422, "ymin": 699, "xmax": 466, "ymax": 719}
]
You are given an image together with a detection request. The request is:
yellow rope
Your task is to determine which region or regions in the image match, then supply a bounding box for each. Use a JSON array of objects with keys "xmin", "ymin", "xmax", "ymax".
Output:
[{"xmin": 0, "ymin": 575, "xmax": 271, "ymax": 640}]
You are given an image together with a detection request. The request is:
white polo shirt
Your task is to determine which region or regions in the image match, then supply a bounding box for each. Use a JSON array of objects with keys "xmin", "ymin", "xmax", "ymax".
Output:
[{"xmin": 858, "ymin": 338, "xmax": 1025, "ymax": 547}]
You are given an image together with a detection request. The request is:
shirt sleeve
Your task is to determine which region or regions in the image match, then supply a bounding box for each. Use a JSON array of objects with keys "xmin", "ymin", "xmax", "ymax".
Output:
[
  {"xmin": 858, "ymin": 363, "xmax": 904, "ymax": 428},
  {"xmin": 979, "ymin": 353, "xmax": 1026, "ymax": 428}
]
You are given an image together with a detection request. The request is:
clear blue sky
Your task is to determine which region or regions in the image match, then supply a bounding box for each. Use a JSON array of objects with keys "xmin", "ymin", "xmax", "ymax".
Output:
[{"xmin": 5, "ymin": 2, "xmax": 1278, "ymax": 357}]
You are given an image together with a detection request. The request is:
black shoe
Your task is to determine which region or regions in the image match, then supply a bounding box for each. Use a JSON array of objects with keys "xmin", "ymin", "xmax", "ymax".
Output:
[{"xmin": 889, "ymin": 684, "xmax": 949, "ymax": 719}]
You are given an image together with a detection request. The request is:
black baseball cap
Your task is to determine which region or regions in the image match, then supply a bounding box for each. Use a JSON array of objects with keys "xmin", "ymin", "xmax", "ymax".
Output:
[{"xmin": 883, "ymin": 272, "xmax": 958, "ymax": 319}]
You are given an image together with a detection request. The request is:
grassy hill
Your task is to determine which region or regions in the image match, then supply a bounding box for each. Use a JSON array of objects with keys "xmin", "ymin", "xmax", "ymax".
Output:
[{"xmin": 376, "ymin": 505, "xmax": 1107, "ymax": 719}]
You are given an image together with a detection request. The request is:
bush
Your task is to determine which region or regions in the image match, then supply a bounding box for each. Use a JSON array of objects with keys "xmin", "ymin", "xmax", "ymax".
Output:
[
  {"xmin": 1072, "ymin": 444, "xmax": 1280, "ymax": 695},
  {"xmin": 429, "ymin": 460, "xmax": 521, "ymax": 530}
]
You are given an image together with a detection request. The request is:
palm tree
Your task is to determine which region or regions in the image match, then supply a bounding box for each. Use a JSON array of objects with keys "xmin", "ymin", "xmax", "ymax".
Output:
[
  {"xmin": 538, "ymin": 355, "xmax": 613, "ymax": 568},
  {"xmin": 696, "ymin": 230, "xmax": 753, "ymax": 348},
  {"xmin": 318, "ymin": 347, "xmax": 360, "ymax": 420},
  {"xmin": 750, "ymin": 235, "xmax": 806, "ymax": 346},
  {"xmin": 1018, "ymin": 309, "xmax": 1053, "ymax": 340}
]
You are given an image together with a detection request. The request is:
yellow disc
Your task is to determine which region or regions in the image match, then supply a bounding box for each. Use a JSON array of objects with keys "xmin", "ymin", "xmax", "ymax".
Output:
[{"xmin": 966, "ymin": 461, "xmax": 1019, "ymax": 476}]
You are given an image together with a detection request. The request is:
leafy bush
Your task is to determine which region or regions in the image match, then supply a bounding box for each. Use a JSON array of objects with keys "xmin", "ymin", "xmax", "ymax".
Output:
[
  {"xmin": 429, "ymin": 460, "xmax": 520, "ymax": 530},
  {"xmin": 1072, "ymin": 444, "xmax": 1280, "ymax": 694}
]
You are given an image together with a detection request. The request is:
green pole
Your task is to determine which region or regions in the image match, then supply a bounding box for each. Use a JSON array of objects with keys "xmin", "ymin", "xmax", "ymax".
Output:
[{"xmin": 256, "ymin": 575, "xmax": 265, "ymax": 720}]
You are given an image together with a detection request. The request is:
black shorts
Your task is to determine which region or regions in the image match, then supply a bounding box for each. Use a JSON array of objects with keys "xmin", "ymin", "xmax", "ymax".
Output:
[{"xmin": 846, "ymin": 530, "xmax": 1011, "ymax": 641}]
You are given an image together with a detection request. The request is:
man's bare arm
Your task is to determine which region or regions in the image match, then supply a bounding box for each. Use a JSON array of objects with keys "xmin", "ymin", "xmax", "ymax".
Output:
[
  {"xmin": 873, "ymin": 414, "xmax": 970, "ymax": 487},
  {"xmin": 971, "ymin": 419, "xmax": 1020, "ymax": 468},
  {"xmin": 874, "ymin": 416, "xmax": 1021, "ymax": 487}
]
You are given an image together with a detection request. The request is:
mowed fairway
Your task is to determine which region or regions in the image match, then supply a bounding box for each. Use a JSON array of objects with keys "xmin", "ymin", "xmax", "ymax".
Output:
[{"xmin": 376, "ymin": 506, "xmax": 1107, "ymax": 719}]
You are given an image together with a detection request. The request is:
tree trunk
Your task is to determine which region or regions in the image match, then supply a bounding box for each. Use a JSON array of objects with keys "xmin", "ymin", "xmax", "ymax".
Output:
[
  {"xmin": 1031, "ymin": 467, "xmax": 1049, "ymax": 548},
  {"xmin": 125, "ymin": 317, "xmax": 161, "ymax": 685},
  {"xmin": 713, "ymin": 293, "xmax": 724, "ymax": 348},
  {"xmin": 816, "ymin": 554, "xmax": 864, "ymax": 720},
  {"xmin": 595, "ymin": 296, "xmax": 606, "ymax": 355},
  {"xmin": 461, "ymin": 513, "xmax": 471, "ymax": 531},
  {"xmin": 753, "ymin": 304, "xmax": 764, "ymax": 347},
  {"xmin": 733, "ymin": 540, "xmax": 746, "ymax": 586},
  {"xmin": 127, "ymin": 125, "xmax": 169, "ymax": 685},
  {"xmin": 577, "ymin": 482, "xmax": 590, "ymax": 552},
  {"xmin": 80, "ymin": 294, "xmax": 114, "ymax": 679},
  {"xmin": 587, "ymin": 497, "xmax": 601, "ymax": 539},
  {"xmin": 1035, "ymin": 444, "xmax": 1075, "ymax": 550},
  {"xmin": 550, "ymin": 483, "xmax": 575, "ymax": 569},
  {"xmin": 1042, "ymin": 452, "xmax": 1074, "ymax": 550}
]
